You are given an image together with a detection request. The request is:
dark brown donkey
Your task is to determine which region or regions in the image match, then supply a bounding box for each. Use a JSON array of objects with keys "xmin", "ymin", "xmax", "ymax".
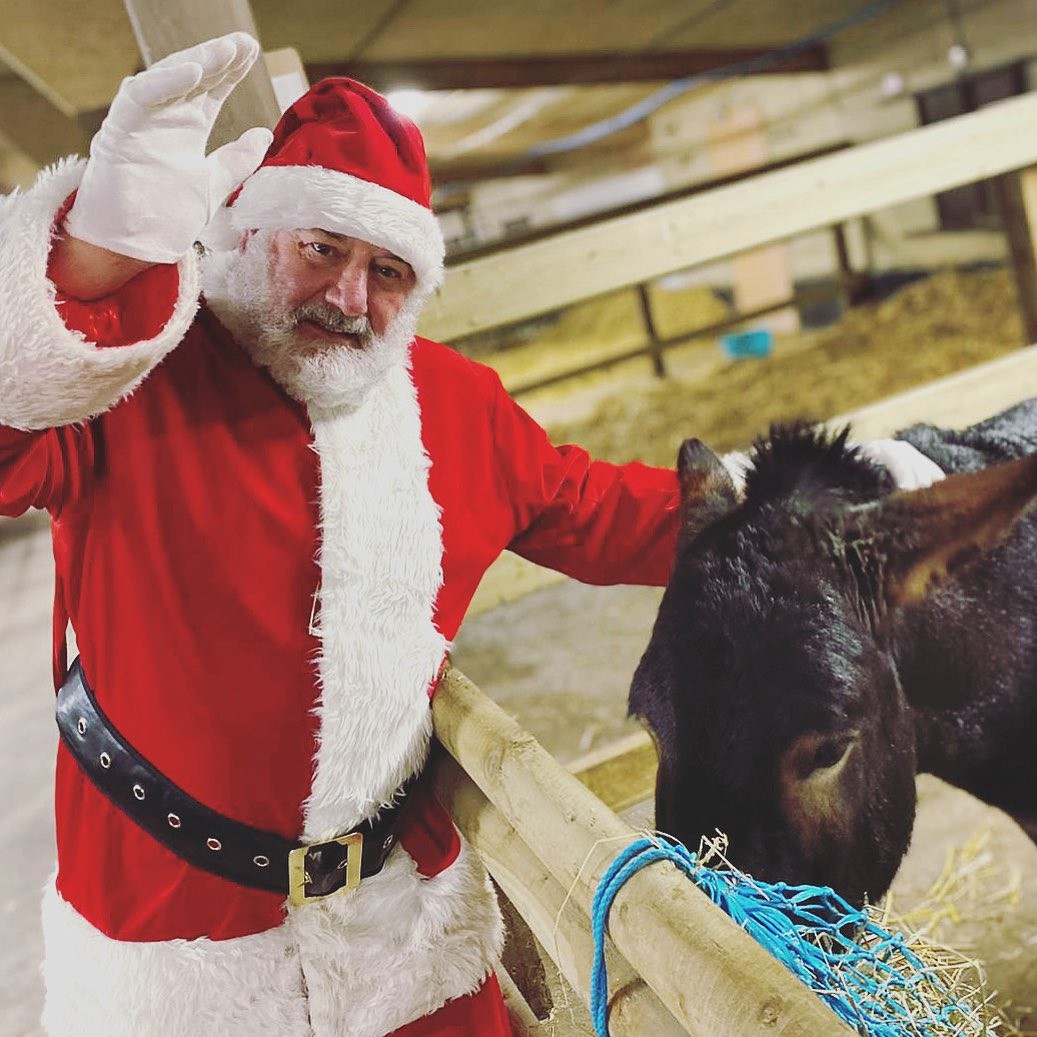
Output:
[{"xmin": 629, "ymin": 400, "xmax": 1037, "ymax": 906}]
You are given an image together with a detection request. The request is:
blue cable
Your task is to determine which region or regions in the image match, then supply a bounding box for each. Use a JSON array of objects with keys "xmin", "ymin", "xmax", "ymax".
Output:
[{"xmin": 521, "ymin": 0, "xmax": 907, "ymax": 164}]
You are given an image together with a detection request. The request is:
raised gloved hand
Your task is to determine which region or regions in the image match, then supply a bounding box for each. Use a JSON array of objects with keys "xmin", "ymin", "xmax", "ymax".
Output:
[
  {"xmin": 719, "ymin": 451, "xmax": 752, "ymax": 496},
  {"xmin": 718, "ymin": 438, "xmax": 944, "ymax": 498},
  {"xmin": 64, "ymin": 32, "xmax": 273, "ymax": 265},
  {"xmin": 854, "ymin": 438, "xmax": 945, "ymax": 490}
]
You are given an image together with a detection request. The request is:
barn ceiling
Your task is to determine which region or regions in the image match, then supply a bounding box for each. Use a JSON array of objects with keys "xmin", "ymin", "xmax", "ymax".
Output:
[{"xmin": 0, "ymin": 0, "xmax": 928, "ymax": 191}]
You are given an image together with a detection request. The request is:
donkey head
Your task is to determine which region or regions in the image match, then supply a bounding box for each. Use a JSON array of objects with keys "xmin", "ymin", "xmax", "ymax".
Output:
[{"xmin": 630, "ymin": 429, "xmax": 1037, "ymax": 905}]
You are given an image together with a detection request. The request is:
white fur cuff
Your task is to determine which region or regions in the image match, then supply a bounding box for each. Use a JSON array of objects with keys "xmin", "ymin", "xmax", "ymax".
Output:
[{"xmin": 0, "ymin": 158, "xmax": 199, "ymax": 431}]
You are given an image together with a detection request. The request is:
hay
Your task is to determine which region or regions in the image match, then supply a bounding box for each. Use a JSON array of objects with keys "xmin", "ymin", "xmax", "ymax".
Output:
[
  {"xmin": 880, "ymin": 832, "xmax": 1036, "ymax": 1037},
  {"xmin": 883, "ymin": 832, "xmax": 1021, "ymax": 946},
  {"xmin": 542, "ymin": 266, "xmax": 1025, "ymax": 463},
  {"xmin": 688, "ymin": 834, "xmax": 1005, "ymax": 1037}
]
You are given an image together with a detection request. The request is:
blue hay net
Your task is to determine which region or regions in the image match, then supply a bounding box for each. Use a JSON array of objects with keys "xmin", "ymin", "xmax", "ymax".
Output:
[{"xmin": 589, "ymin": 835, "xmax": 985, "ymax": 1037}]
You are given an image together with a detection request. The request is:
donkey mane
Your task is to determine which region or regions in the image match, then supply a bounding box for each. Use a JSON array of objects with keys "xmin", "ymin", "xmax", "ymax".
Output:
[{"xmin": 743, "ymin": 422, "xmax": 896, "ymax": 507}]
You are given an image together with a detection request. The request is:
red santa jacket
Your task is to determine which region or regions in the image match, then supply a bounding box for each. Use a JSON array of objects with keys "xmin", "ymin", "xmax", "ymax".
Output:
[{"xmin": 0, "ymin": 159, "xmax": 680, "ymax": 1037}]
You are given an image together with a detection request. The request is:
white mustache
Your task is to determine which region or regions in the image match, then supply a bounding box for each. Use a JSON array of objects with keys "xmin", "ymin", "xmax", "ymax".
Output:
[{"xmin": 291, "ymin": 304, "xmax": 373, "ymax": 337}]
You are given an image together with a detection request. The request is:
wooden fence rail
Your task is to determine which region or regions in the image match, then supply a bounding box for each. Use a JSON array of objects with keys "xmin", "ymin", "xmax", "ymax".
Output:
[
  {"xmin": 432, "ymin": 666, "xmax": 856, "ymax": 1037},
  {"xmin": 419, "ymin": 91, "xmax": 1037, "ymax": 348}
]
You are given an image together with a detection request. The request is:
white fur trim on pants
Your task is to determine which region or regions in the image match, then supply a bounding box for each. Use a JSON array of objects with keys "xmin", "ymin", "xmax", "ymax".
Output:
[
  {"xmin": 0, "ymin": 158, "xmax": 199, "ymax": 430},
  {"xmin": 41, "ymin": 841, "xmax": 503, "ymax": 1037}
]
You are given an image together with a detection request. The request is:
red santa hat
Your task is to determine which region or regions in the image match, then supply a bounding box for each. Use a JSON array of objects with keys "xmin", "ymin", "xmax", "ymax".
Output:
[{"xmin": 204, "ymin": 78, "xmax": 445, "ymax": 291}]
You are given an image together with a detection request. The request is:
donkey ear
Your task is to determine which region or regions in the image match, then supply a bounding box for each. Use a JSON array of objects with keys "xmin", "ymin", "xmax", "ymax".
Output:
[
  {"xmin": 847, "ymin": 452, "xmax": 1037, "ymax": 611},
  {"xmin": 677, "ymin": 438, "xmax": 739, "ymax": 545}
]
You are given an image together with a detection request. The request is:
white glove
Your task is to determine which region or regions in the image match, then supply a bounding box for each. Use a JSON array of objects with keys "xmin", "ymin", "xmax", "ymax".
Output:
[
  {"xmin": 719, "ymin": 450, "xmax": 752, "ymax": 497},
  {"xmin": 854, "ymin": 438, "xmax": 945, "ymax": 490},
  {"xmin": 65, "ymin": 32, "xmax": 273, "ymax": 264}
]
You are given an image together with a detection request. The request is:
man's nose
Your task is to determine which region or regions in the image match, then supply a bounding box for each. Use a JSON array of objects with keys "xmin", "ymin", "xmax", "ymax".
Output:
[{"xmin": 325, "ymin": 263, "xmax": 368, "ymax": 316}]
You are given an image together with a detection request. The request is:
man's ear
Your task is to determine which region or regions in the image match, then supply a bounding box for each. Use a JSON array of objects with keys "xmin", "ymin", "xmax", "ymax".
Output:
[
  {"xmin": 676, "ymin": 438, "xmax": 739, "ymax": 547},
  {"xmin": 839, "ymin": 452, "xmax": 1037, "ymax": 613}
]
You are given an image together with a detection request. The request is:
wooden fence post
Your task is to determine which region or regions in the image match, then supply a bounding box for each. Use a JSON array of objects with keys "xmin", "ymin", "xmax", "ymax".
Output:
[
  {"xmin": 121, "ymin": 0, "xmax": 280, "ymax": 144},
  {"xmin": 636, "ymin": 283, "xmax": 667, "ymax": 377},
  {"xmin": 994, "ymin": 165, "xmax": 1037, "ymax": 345},
  {"xmin": 432, "ymin": 667, "xmax": 856, "ymax": 1037}
]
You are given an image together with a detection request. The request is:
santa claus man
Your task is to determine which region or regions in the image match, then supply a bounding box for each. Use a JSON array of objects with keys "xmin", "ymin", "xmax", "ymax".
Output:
[{"xmin": 0, "ymin": 32, "xmax": 942, "ymax": 1037}]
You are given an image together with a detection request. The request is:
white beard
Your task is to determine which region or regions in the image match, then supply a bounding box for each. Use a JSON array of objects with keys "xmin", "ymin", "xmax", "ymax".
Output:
[{"xmin": 201, "ymin": 234, "xmax": 422, "ymax": 413}]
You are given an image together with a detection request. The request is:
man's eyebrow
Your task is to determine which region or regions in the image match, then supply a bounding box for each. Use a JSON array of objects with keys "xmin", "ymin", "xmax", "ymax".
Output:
[{"xmin": 316, "ymin": 229, "xmax": 408, "ymax": 264}]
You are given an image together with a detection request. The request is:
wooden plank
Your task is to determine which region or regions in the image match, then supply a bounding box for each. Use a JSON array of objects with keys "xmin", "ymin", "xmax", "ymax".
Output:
[
  {"xmin": 708, "ymin": 104, "xmax": 799, "ymax": 336},
  {"xmin": 569, "ymin": 731, "xmax": 658, "ymax": 813},
  {"xmin": 995, "ymin": 166, "xmax": 1037, "ymax": 344},
  {"xmin": 0, "ymin": 75, "xmax": 89, "ymax": 168},
  {"xmin": 122, "ymin": 0, "xmax": 280, "ymax": 145},
  {"xmin": 832, "ymin": 343, "xmax": 1037, "ymax": 440},
  {"xmin": 431, "ymin": 749, "xmax": 686, "ymax": 1037},
  {"xmin": 420, "ymin": 92, "xmax": 1037, "ymax": 342},
  {"xmin": 497, "ymin": 967, "xmax": 550, "ymax": 1035},
  {"xmin": 433, "ymin": 667, "xmax": 856, "ymax": 1037},
  {"xmin": 305, "ymin": 45, "xmax": 828, "ymax": 92}
]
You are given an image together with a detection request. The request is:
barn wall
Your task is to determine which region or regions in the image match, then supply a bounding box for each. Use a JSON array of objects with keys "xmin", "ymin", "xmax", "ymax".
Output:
[
  {"xmin": 458, "ymin": 0, "xmax": 1037, "ymax": 284},
  {"xmin": 828, "ymin": 0, "xmax": 1037, "ymax": 269}
]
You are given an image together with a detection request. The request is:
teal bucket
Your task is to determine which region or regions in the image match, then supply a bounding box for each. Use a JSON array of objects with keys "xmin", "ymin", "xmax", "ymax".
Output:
[{"xmin": 720, "ymin": 328, "xmax": 773, "ymax": 360}]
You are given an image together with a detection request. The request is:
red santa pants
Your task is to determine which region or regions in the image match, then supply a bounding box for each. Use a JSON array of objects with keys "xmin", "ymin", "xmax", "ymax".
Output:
[{"xmin": 386, "ymin": 973, "xmax": 513, "ymax": 1036}]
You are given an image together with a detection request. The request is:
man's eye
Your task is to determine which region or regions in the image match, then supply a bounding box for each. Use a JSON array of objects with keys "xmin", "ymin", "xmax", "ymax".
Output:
[
  {"xmin": 375, "ymin": 264, "xmax": 403, "ymax": 280},
  {"xmin": 308, "ymin": 241, "xmax": 335, "ymax": 257}
]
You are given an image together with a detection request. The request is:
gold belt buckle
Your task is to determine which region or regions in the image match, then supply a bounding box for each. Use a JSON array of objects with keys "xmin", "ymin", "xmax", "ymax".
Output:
[{"xmin": 287, "ymin": 831, "xmax": 363, "ymax": 907}]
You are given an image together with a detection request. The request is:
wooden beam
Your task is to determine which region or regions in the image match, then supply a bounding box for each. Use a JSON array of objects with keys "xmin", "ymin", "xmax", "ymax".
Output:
[
  {"xmin": 419, "ymin": 91, "xmax": 1037, "ymax": 343},
  {"xmin": 121, "ymin": 0, "xmax": 280, "ymax": 146},
  {"xmin": 442, "ymin": 142, "xmax": 851, "ymax": 253},
  {"xmin": 993, "ymin": 166, "xmax": 1037, "ymax": 345},
  {"xmin": 430, "ymin": 748, "xmax": 685, "ymax": 1036},
  {"xmin": 832, "ymin": 342, "xmax": 1037, "ymax": 441},
  {"xmin": 306, "ymin": 45, "xmax": 828, "ymax": 92},
  {"xmin": 433, "ymin": 666, "xmax": 855, "ymax": 1037},
  {"xmin": 0, "ymin": 75, "xmax": 89, "ymax": 168},
  {"xmin": 569, "ymin": 731, "xmax": 658, "ymax": 813}
]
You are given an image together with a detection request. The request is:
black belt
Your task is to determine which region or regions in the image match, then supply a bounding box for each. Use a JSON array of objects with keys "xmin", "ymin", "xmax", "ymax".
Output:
[{"xmin": 55, "ymin": 658, "xmax": 411, "ymax": 905}]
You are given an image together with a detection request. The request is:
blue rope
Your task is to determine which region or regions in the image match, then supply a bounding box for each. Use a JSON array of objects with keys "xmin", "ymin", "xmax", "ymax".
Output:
[{"xmin": 588, "ymin": 835, "xmax": 979, "ymax": 1037}]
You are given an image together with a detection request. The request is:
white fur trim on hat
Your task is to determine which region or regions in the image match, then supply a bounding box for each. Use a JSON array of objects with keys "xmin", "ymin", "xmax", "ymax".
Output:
[
  {"xmin": 202, "ymin": 165, "xmax": 445, "ymax": 292},
  {"xmin": 0, "ymin": 158, "xmax": 200, "ymax": 431}
]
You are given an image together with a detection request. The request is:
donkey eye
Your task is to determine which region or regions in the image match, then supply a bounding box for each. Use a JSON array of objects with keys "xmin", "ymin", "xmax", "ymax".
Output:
[{"xmin": 810, "ymin": 737, "xmax": 853, "ymax": 772}]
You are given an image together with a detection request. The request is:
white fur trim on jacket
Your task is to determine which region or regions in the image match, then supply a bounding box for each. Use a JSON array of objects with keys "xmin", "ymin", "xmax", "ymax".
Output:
[
  {"xmin": 294, "ymin": 358, "xmax": 502, "ymax": 1032},
  {"xmin": 41, "ymin": 841, "xmax": 503, "ymax": 1035},
  {"xmin": 201, "ymin": 165, "xmax": 445, "ymax": 293},
  {"xmin": 41, "ymin": 880, "xmax": 311, "ymax": 1037},
  {"xmin": 0, "ymin": 158, "xmax": 200, "ymax": 431},
  {"xmin": 304, "ymin": 360, "xmax": 448, "ymax": 837},
  {"xmin": 288, "ymin": 840, "xmax": 504, "ymax": 1036}
]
